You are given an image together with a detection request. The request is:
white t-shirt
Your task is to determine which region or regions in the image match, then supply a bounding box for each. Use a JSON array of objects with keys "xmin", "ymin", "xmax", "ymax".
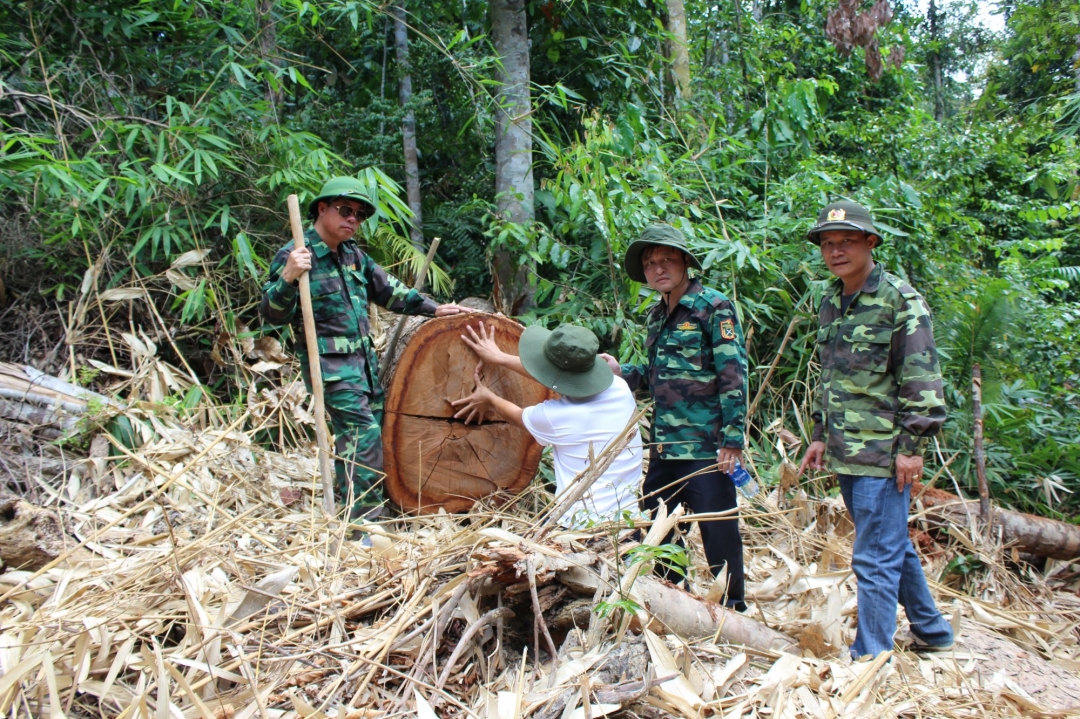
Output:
[{"xmin": 521, "ymin": 376, "xmax": 644, "ymax": 528}]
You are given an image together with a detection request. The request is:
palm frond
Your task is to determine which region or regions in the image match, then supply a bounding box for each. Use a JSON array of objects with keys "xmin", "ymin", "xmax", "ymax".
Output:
[
  {"xmin": 363, "ymin": 225, "xmax": 453, "ymax": 295},
  {"xmin": 1042, "ymin": 265, "xmax": 1080, "ymax": 282}
]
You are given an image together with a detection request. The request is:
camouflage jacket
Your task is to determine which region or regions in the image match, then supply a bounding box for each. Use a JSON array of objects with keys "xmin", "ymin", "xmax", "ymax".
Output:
[
  {"xmin": 810, "ymin": 263, "xmax": 946, "ymax": 477},
  {"xmin": 622, "ymin": 279, "xmax": 748, "ymax": 460},
  {"xmin": 260, "ymin": 228, "xmax": 437, "ymax": 390}
]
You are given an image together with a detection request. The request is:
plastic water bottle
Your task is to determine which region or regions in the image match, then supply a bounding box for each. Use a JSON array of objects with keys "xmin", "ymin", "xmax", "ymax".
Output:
[{"xmin": 730, "ymin": 461, "xmax": 759, "ymax": 498}]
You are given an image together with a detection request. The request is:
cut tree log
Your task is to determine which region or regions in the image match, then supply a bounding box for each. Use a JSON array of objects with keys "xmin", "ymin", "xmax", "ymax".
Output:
[
  {"xmin": 382, "ymin": 312, "xmax": 554, "ymax": 513},
  {"xmin": 469, "ymin": 531, "xmax": 798, "ymax": 655},
  {"xmin": 631, "ymin": 575, "xmax": 798, "ymax": 653},
  {"xmin": 913, "ymin": 481, "xmax": 1080, "ymax": 560}
]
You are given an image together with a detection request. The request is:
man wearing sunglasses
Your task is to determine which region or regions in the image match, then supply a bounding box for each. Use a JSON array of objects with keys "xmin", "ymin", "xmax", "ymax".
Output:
[
  {"xmin": 798, "ymin": 200, "xmax": 953, "ymax": 660},
  {"xmin": 261, "ymin": 175, "xmax": 470, "ymax": 521}
]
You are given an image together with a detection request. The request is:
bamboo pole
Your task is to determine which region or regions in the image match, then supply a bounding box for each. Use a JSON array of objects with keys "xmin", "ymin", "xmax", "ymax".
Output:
[
  {"xmin": 972, "ymin": 363, "xmax": 991, "ymax": 533},
  {"xmin": 286, "ymin": 194, "xmax": 335, "ymax": 517}
]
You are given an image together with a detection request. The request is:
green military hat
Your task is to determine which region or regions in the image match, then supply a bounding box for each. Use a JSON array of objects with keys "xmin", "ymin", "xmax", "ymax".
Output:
[
  {"xmin": 518, "ymin": 324, "xmax": 613, "ymax": 398},
  {"xmin": 806, "ymin": 200, "xmax": 882, "ymax": 244},
  {"xmin": 308, "ymin": 176, "xmax": 376, "ymax": 220},
  {"xmin": 622, "ymin": 223, "xmax": 703, "ymax": 283}
]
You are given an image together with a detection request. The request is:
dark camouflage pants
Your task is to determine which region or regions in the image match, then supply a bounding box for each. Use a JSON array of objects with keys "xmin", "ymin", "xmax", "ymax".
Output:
[
  {"xmin": 301, "ymin": 348, "xmax": 386, "ymax": 520},
  {"xmin": 325, "ymin": 381, "xmax": 385, "ymax": 519}
]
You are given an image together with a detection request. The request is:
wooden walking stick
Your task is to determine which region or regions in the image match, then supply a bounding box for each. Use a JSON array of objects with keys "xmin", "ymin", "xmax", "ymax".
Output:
[
  {"xmin": 286, "ymin": 194, "xmax": 336, "ymax": 516},
  {"xmin": 379, "ymin": 236, "xmax": 442, "ymax": 381}
]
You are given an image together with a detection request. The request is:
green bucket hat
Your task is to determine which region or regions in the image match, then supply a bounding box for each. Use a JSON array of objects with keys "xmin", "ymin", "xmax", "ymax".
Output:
[
  {"xmin": 806, "ymin": 201, "xmax": 881, "ymax": 244},
  {"xmin": 308, "ymin": 176, "xmax": 376, "ymax": 220},
  {"xmin": 623, "ymin": 224, "xmax": 703, "ymax": 283},
  {"xmin": 518, "ymin": 324, "xmax": 613, "ymax": 398}
]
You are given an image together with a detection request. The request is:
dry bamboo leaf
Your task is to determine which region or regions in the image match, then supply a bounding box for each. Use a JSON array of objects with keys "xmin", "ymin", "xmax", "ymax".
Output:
[
  {"xmin": 248, "ymin": 361, "xmax": 284, "ymax": 374},
  {"xmin": 642, "ymin": 630, "xmax": 703, "ymax": 715},
  {"xmin": 99, "ymin": 288, "xmax": 149, "ymax": 302},
  {"xmin": 289, "ymin": 692, "xmax": 329, "ymax": 719},
  {"xmin": 166, "ymin": 269, "xmax": 199, "ymax": 291},
  {"xmin": 413, "ymin": 689, "xmax": 438, "ymax": 719},
  {"xmin": 251, "ymin": 337, "xmax": 290, "ymax": 364},
  {"xmin": 226, "ymin": 566, "xmax": 298, "ymax": 624},
  {"xmin": 568, "ymin": 703, "xmax": 622, "ymax": 719},
  {"xmin": 170, "ymin": 248, "xmax": 213, "ymax": 269}
]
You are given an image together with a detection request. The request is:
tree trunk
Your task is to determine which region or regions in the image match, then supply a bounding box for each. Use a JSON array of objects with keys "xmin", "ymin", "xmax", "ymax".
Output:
[
  {"xmin": 490, "ymin": 0, "xmax": 534, "ymax": 315},
  {"xmin": 912, "ymin": 482, "xmax": 1080, "ymax": 560},
  {"xmin": 393, "ymin": 4, "xmax": 424, "ymax": 252},
  {"xmin": 381, "ymin": 312, "xmax": 553, "ymax": 513},
  {"xmin": 665, "ymin": 0, "xmax": 692, "ymax": 99},
  {"xmin": 928, "ymin": 0, "xmax": 944, "ymax": 120}
]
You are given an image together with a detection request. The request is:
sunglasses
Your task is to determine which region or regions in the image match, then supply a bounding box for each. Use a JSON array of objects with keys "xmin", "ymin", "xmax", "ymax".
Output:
[{"xmin": 330, "ymin": 203, "xmax": 372, "ymax": 220}]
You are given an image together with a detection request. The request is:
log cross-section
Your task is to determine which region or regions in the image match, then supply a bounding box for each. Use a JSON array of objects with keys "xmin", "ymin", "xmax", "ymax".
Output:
[{"xmin": 382, "ymin": 313, "xmax": 554, "ymax": 513}]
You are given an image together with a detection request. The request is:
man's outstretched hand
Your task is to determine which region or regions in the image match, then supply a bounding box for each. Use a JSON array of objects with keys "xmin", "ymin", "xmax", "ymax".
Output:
[
  {"xmin": 460, "ymin": 321, "xmax": 508, "ymax": 366},
  {"xmin": 435, "ymin": 303, "xmax": 474, "ymax": 317},
  {"xmin": 450, "ymin": 364, "xmax": 496, "ymax": 425}
]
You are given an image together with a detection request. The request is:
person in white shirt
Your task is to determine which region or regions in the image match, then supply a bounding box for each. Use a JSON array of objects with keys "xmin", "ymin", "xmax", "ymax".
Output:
[{"xmin": 450, "ymin": 322, "xmax": 643, "ymax": 528}]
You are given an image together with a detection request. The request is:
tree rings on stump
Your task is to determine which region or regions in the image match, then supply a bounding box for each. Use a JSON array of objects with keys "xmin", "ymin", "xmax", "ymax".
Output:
[{"xmin": 382, "ymin": 312, "xmax": 553, "ymax": 513}]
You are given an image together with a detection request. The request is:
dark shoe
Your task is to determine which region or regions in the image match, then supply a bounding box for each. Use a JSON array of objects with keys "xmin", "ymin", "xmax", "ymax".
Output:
[
  {"xmin": 910, "ymin": 635, "xmax": 954, "ymax": 653},
  {"xmin": 725, "ymin": 600, "xmax": 748, "ymax": 613}
]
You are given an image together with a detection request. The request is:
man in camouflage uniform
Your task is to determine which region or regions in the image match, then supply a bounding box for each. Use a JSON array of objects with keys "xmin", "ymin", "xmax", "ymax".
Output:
[
  {"xmin": 798, "ymin": 200, "xmax": 953, "ymax": 658},
  {"xmin": 261, "ymin": 175, "xmax": 469, "ymax": 519},
  {"xmin": 603, "ymin": 224, "xmax": 749, "ymax": 610}
]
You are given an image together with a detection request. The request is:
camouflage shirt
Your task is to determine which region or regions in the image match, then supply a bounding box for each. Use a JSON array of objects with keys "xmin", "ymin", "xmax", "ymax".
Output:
[
  {"xmin": 810, "ymin": 263, "xmax": 946, "ymax": 477},
  {"xmin": 260, "ymin": 228, "xmax": 437, "ymax": 390},
  {"xmin": 622, "ymin": 279, "xmax": 748, "ymax": 460}
]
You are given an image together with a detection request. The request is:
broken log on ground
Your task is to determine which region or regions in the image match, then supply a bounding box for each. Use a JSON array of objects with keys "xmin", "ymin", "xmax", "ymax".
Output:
[{"xmin": 913, "ymin": 481, "xmax": 1080, "ymax": 560}]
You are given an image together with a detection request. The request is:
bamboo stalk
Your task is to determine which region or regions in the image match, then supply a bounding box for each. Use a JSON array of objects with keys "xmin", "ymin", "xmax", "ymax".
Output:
[
  {"xmin": 379, "ymin": 236, "xmax": 442, "ymax": 382},
  {"xmin": 972, "ymin": 363, "xmax": 992, "ymax": 534}
]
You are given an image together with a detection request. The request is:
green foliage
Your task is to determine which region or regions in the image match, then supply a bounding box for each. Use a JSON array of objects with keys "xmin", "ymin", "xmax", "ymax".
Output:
[
  {"xmin": 624, "ymin": 543, "xmax": 692, "ymax": 578},
  {"xmin": 1, "ymin": 0, "xmax": 1079, "ymax": 519}
]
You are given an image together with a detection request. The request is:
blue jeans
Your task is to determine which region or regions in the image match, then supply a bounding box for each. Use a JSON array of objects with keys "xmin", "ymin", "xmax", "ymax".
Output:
[{"xmin": 839, "ymin": 474, "xmax": 954, "ymax": 659}]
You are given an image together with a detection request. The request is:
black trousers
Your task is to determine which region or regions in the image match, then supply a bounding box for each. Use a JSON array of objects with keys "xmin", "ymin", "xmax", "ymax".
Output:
[{"xmin": 640, "ymin": 457, "xmax": 745, "ymax": 605}]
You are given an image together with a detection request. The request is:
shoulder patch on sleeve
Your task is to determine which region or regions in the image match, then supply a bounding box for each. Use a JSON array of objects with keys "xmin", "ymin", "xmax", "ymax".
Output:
[{"xmin": 720, "ymin": 319, "xmax": 736, "ymax": 340}]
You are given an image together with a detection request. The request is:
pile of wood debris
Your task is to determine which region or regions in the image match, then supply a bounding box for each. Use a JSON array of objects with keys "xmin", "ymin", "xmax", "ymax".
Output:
[{"xmin": 0, "ymin": 367, "xmax": 1079, "ymax": 718}]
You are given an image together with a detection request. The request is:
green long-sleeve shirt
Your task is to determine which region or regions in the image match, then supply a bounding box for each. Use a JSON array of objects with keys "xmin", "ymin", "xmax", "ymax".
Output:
[
  {"xmin": 260, "ymin": 228, "xmax": 436, "ymax": 391},
  {"xmin": 811, "ymin": 263, "xmax": 947, "ymax": 477},
  {"xmin": 622, "ymin": 279, "xmax": 748, "ymax": 460}
]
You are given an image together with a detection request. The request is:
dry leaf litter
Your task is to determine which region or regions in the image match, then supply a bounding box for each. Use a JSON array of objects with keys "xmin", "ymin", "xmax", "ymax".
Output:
[{"xmin": 1, "ymin": 349, "xmax": 1079, "ymax": 719}]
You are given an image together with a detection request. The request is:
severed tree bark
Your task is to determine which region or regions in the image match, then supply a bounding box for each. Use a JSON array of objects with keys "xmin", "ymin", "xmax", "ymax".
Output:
[
  {"xmin": 912, "ymin": 482, "xmax": 1080, "ymax": 560},
  {"xmin": 0, "ymin": 497, "xmax": 71, "ymax": 570},
  {"xmin": 490, "ymin": 0, "xmax": 534, "ymax": 315},
  {"xmin": 665, "ymin": 0, "xmax": 692, "ymax": 99},
  {"xmin": 632, "ymin": 576, "xmax": 797, "ymax": 653},
  {"xmin": 393, "ymin": 3, "xmax": 424, "ymax": 252},
  {"xmin": 381, "ymin": 312, "xmax": 553, "ymax": 513}
]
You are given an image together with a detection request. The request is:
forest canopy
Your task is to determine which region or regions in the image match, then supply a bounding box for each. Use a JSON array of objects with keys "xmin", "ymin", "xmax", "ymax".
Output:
[{"xmin": 1, "ymin": 0, "xmax": 1078, "ymax": 519}]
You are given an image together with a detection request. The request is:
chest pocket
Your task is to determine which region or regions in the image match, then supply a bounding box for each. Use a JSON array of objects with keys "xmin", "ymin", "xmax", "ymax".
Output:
[
  {"xmin": 309, "ymin": 275, "xmax": 345, "ymax": 321},
  {"xmin": 663, "ymin": 326, "xmax": 705, "ymax": 372},
  {"xmin": 841, "ymin": 325, "xmax": 892, "ymax": 373}
]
